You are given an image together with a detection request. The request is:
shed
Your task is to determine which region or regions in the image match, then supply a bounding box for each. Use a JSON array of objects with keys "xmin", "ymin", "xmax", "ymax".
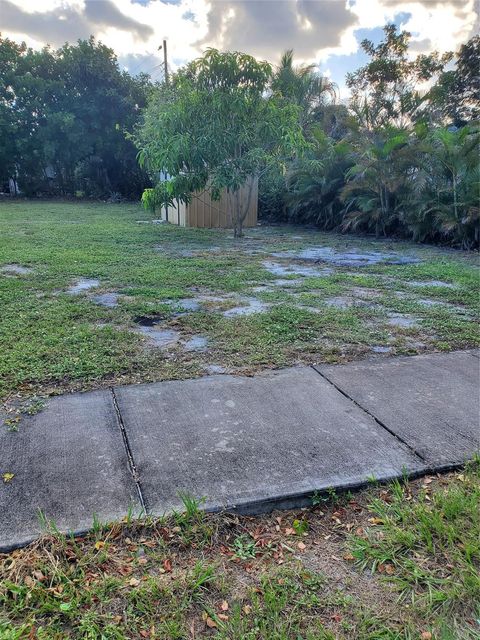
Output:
[{"xmin": 158, "ymin": 178, "xmax": 258, "ymax": 228}]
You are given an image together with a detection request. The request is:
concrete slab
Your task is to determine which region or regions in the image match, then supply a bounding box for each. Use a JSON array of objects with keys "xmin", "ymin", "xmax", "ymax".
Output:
[
  {"xmin": 0, "ymin": 390, "xmax": 140, "ymax": 551},
  {"xmin": 316, "ymin": 351, "xmax": 480, "ymax": 466},
  {"xmin": 114, "ymin": 367, "xmax": 423, "ymax": 515}
]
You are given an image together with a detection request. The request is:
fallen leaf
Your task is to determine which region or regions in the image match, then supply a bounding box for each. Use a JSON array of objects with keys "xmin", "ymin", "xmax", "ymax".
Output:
[
  {"xmin": 343, "ymin": 553, "xmax": 355, "ymax": 561},
  {"xmin": 138, "ymin": 557, "xmax": 148, "ymax": 565},
  {"xmin": 33, "ymin": 570, "xmax": 45, "ymax": 582},
  {"xmin": 163, "ymin": 558, "xmax": 172, "ymax": 573},
  {"xmin": 297, "ymin": 542, "xmax": 306, "ymax": 551},
  {"xmin": 94, "ymin": 541, "xmax": 105, "ymax": 550},
  {"xmin": 421, "ymin": 633, "xmax": 432, "ymax": 640},
  {"xmin": 143, "ymin": 540, "xmax": 156, "ymax": 549},
  {"xmin": 218, "ymin": 613, "xmax": 229, "ymax": 622},
  {"xmin": 129, "ymin": 577, "xmax": 140, "ymax": 587},
  {"xmin": 243, "ymin": 605, "xmax": 252, "ymax": 615},
  {"xmin": 2, "ymin": 472, "xmax": 14, "ymax": 483},
  {"xmin": 202, "ymin": 612, "xmax": 217, "ymax": 629},
  {"xmin": 220, "ymin": 600, "xmax": 229, "ymax": 611}
]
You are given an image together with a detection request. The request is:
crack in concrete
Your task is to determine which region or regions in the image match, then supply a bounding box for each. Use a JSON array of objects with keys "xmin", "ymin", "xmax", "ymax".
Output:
[
  {"xmin": 310, "ymin": 366, "xmax": 428, "ymax": 465},
  {"xmin": 110, "ymin": 388, "xmax": 148, "ymax": 514}
]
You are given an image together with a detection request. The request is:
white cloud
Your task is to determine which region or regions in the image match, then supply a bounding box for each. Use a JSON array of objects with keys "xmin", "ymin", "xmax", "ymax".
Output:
[
  {"xmin": 0, "ymin": 0, "xmax": 477, "ymax": 79},
  {"xmin": 350, "ymin": 0, "xmax": 478, "ymax": 55}
]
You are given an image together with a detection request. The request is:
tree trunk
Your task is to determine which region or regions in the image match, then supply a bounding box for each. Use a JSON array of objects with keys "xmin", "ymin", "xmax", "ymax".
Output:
[
  {"xmin": 233, "ymin": 188, "xmax": 243, "ymax": 238},
  {"xmin": 452, "ymin": 172, "xmax": 458, "ymax": 221},
  {"xmin": 228, "ymin": 177, "xmax": 256, "ymax": 238}
]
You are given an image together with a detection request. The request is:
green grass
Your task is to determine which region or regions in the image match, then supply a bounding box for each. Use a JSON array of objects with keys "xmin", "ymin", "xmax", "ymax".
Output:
[
  {"xmin": 1, "ymin": 465, "xmax": 478, "ymax": 639},
  {"xmin": 0, "ymin": 200, "xmax": 478, "ymax": 402},
  {"xmin": 348, "ymin": 459, "xmax": 480, "ymax": 622}
]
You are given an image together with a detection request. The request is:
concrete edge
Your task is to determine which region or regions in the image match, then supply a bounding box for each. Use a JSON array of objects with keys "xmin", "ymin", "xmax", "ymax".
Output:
[
  {"xmin": 1, "ymin": 461, "xmax": 470, "ymax": 554},
  {"xmin": 199, "ymin": 461, "xmax": 471, "ymax": 516}
]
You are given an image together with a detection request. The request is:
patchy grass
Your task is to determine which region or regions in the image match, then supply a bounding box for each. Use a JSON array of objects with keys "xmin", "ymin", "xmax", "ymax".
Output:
[
  {"xmin": 1, "ymin": 462, "xmax": 478, "ymax": 639},
  {"xmin": 0, "ymin": 200, "xmax": 478, "ymax": 402}
]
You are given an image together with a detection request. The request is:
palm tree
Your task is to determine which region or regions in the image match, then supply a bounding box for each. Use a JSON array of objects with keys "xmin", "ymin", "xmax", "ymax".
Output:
[
  {"xmin": 404, "ymin": 125, "xmax": 480, "ymax": 248},
  {"xmin": 271, "ymin": 50, "xmax": 337, "ymax": 133},
  {"xmin": 340, "ymin": 128, "xmax": 414, "ymax": 238},
  {"xmin": 286, "ymin": 128, "xmax": 352, "ymax": 228}
]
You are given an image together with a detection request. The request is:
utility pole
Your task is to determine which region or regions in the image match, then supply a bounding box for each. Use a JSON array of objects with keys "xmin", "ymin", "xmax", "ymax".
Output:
[
  {"xmin": 158, "ymin": 39, "xmax": 169, "ymax": 222},
  {"xmin": 162, "ymin": 39, "xmax": 169, "ymax": 85}
]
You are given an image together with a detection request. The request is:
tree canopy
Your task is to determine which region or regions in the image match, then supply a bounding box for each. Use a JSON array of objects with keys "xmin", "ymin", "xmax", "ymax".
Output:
[
  {"xmin": 0, "ymin": 35, "xmax": 151, "ymax": 198},
  {"xmin": 0, "ymin": 25, "xmax": 478, "ymax": 247},
  {"xmin": 136, "ymin": 49, "xmax": 305, "ymax": 236}
]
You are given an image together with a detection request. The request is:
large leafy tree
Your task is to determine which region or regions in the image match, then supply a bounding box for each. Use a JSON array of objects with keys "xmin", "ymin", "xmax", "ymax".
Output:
[
  {"xmin": 347, "ymin": 24, "xmax": 452, "ymax": 129},
  {"xmin": 137, "ymin": 49, "xmax": 305, "ymax": 237},
  {"xmin": 429, "ymin": 36, "xmax": 480, "ymax": 126},
  {"xmin": 0, "ymin": 35, "xmax": 151, "ymax": 197}
]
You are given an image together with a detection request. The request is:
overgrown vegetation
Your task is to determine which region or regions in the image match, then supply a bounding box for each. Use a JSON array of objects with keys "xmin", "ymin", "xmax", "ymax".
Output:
[
  {"xmin": 260, "ymin": 28, "xmax": 480, "ymax": 248},
  {"xmin": 2, "ymin": 26, "xmax": 478, "ymax": 246},
  {"xmin": 1, "ymin": 463, "xmax": 479, "ymax": 638}
]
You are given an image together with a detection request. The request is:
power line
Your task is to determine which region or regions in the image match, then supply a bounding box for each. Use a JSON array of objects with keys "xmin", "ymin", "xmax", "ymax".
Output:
[{"xmin": 128, "ymin": 53, "xmax": 156, "ymax": 76}]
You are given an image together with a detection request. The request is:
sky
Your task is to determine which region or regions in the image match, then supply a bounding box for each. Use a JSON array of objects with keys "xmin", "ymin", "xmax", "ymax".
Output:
[{"xmin": 1, "ymin": 0, "xmax": 478, "ymax": 98}]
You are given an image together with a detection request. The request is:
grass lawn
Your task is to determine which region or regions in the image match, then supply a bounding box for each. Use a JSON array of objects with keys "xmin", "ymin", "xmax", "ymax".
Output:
[
  {"xmin": 1, "ymin": 460, "xmax": 479, "ymax": 639},
  {"xmin": 1, "ymin": 200, "xmax": 478, "ymax": 407}
]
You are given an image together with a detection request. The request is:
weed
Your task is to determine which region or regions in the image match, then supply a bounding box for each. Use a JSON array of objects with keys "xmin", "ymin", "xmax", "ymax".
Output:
[{"xmin": 232, "ymin": 534, "xmax": 257, "ymax": 560}]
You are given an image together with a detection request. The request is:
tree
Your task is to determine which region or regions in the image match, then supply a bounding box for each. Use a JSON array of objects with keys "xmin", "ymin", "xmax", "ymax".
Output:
[
  {"xmin": 137, "ymin": 49, "xmax": 305, "ymax": 237},
  {"xmin": 271, "ymin": 49, "xmax": 336, "ymax": 134},
  {"xmin": 285, "ymin": 128, "xmax": 352, "ymax": 228},
  {"xmin": 0, "ymin": 34, "xmax": 151, "ymax": 197},
  {"xmin": 404, "ymin": 125, "xmax": 479, "ymax": 248},
  {"xmin": 429, "ymin": 36, "xmax": 480, "ymax": 126},
  {"xmin": 340, "ymin": 127, "xmax": 415, "ymax": 238},
  {"xmin": 347, "ymin": 24, "xmax": 452, "ymax": 129}
]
